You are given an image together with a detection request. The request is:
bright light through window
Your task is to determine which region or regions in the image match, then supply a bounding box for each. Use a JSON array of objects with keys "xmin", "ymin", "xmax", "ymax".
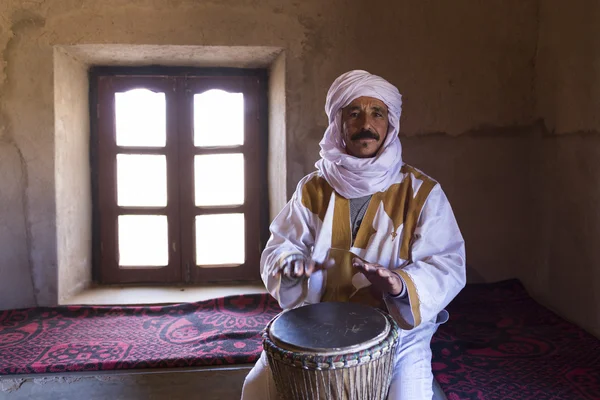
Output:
[
  {"xmin": 118, "ymin": 215, "xmax": 169, "ymax": 267},
  {"xmin": 196, "ymin": 214, "xmax": 245, "ymax": 266},
  {"xmin": 194, "ymin": 90, "xmax": 244, "ymax": 147},
  {"xmin": 115, "ymin": 89, "xmax": 166, "ymax": 147},
  {"xmin": 117, "ymin": 154, "xmax": 167, "ymax": 207},
  {"xmin": 195, "ymin": 154, "xmax": 244, "ymax": 206}
]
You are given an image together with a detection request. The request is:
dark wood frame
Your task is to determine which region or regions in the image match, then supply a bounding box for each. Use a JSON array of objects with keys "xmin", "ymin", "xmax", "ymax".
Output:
[{"xmin": 90, "ymin": 67, "xmax": 269, "ymax": 285}]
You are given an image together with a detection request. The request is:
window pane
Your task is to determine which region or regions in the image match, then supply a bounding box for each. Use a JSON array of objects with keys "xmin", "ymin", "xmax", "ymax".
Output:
[
  {"xmin": 117, "ymin": 154, "xmax": 167, "ymax": 207},
  {"xmin": 118, "ymin": 215, "xmax": 168, "ymax": 267},
  {"xmin": 115, "ymin": 89, "xmax": 166, "ymax": 147},
  {"xmin": 196, "ymin": 214, "xmax": 245, "ymax": 266},
  {"xmin": 194, "ymin": 90, "xmax": 244, "ymax": 147},
  {"xmin": 195, "ymin": 154, "xmax": 244, "ymax": 206}
]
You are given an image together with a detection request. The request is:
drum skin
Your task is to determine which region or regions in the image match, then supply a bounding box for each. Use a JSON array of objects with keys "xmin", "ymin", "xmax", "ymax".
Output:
[{"xmin": 263, "ymin": 302, "xmax": 400, "ymax": 400}]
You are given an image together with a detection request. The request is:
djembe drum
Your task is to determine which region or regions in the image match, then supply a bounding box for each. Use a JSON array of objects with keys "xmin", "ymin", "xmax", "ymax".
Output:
[{"xmin": 263, "ymin": 302, "xmax": 399, "ymax": 400}]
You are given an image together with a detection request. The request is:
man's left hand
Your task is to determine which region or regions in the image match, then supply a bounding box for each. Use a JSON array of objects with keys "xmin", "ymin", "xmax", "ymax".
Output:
[{"xmin": 352, "ymin": 258, "xmax": 404, "ymax": 296}]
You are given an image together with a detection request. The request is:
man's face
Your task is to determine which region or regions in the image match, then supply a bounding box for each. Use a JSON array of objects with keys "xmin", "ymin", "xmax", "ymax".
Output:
[{"xmin": 341, "ymin": 96, "xmax": 389, "ymax": 158}]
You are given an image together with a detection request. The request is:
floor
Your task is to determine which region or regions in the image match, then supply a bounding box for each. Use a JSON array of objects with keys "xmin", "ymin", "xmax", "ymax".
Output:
[
  {"xmin": 0, "ymin": 365, "xmax": 252, "ymax": 400},
  {"xmin": 63, "ymin": 283, "xmax": 267, "ymax": 306}
]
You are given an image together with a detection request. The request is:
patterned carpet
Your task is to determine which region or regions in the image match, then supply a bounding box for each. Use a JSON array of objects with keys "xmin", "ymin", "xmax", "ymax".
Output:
[
  {"xmin": 1, "ymin": 280, "xmax": 599, "ymax": 399},
  {"xmin": 431, "ymin": 280, "xmax": 600, "ymax": 400},
  {"xmin": 0, "ymin": 295, "xmax": 281, "ymax": 374}
]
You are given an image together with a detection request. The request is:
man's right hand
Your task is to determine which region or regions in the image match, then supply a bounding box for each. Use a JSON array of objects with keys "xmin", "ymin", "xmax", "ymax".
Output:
[{"xmin": 274, "ymin": 255, "xmax": 335, "ymax": 279}]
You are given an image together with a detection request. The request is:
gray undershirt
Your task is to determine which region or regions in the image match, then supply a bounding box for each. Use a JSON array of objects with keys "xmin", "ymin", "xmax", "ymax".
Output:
[{"xmin": 349, "ymin": 195, "xmax": 372, "ymax": 245}]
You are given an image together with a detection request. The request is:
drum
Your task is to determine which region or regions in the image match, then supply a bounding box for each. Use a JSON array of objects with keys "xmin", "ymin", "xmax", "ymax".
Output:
[{"xmin": 263, "ymin": 302, "xmax": 399, "ymax": 400}]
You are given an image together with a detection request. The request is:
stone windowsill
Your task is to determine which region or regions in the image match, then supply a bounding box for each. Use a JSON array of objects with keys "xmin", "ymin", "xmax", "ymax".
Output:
[{"xmin": 61, "ymin": 282, "xmax": 267, "ymax": 306}]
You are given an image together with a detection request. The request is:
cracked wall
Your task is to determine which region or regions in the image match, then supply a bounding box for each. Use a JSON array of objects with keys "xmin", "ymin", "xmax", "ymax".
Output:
[
  {"xmin": 0, "ymin": 140, "xmax": 35, "ymax": 309},
  {"xmin": 0, "ymin": 0, "xmax": 539, "ymax": 309}
]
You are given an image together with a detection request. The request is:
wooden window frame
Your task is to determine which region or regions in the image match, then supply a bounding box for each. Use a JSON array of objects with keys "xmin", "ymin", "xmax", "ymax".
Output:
[{"xmin": 90, "ymin": 67, "xmax": 269, "ymax": 285}]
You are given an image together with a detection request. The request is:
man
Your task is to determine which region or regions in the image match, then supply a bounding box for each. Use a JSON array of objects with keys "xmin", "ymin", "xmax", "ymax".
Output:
[{"xmin": 241, "ymin": 70, "xmax": 466, "ymax": 399}]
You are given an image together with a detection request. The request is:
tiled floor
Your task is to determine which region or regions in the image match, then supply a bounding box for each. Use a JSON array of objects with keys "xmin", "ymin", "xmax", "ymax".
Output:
[{"xmin": 63, "ymin": 283, "xmax": 267, "ymax": 306}]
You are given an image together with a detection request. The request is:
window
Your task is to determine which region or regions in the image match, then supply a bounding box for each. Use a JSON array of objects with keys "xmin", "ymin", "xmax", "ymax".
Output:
[{"xmin": 91, "ymin": 68, "xmax": 268, "ymax": 284}]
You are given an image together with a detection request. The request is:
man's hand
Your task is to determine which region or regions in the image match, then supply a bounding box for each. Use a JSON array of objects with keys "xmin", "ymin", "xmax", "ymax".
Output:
[
  {"xmin": 352, "ymin": 258, "xmax": 404, "ymax": 296},
  {"xmin": 273, "ymin": 255, "xmax": 335, "ymax": 279}
]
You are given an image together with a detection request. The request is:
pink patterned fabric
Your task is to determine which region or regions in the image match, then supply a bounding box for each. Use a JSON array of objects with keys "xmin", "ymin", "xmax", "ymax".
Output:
[
  {"xmin": 1, "ymin": 280, "xmax": 599, "ymax": 400},
  {"xmin": 432, "ymin": 280, "xmax": 600, "ymax": 400},
  {"xmin": 0, "ymin": 295, "xmax": 280, "ymax": 374}
]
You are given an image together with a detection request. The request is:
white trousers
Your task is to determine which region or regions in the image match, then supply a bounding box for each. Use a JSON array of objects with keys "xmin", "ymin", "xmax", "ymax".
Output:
[{"xmin": 241, "ymin": 319, "xmax": 439, "ymax": 400}]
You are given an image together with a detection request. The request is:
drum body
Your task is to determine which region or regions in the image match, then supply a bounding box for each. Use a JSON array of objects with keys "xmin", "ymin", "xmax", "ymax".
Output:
[{"xmin": 263, "ymin": 302, "xmax": 399, "ymax": 400}]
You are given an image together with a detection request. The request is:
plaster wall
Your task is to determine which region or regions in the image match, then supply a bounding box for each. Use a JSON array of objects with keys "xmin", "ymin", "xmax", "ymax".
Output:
[
  {"xmin": 529, "ymin": 0, "xmax": 600, "ymax": 337},
  {"xmin": 54, "ymin": 48, "xmax": 92, "ymax": 304},
  {"xmin": 0, "ymin": 0, "xmax": 537, "ymax": 308}
]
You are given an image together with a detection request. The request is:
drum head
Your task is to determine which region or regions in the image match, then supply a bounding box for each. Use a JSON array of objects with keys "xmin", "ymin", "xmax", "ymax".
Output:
[{"xmin": 269, "ymin": 302, "xmax": 390, "ymax": 354}]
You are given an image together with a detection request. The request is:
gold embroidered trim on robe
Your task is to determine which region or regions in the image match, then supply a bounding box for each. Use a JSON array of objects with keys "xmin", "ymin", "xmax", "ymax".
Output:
[
  {"xmin": 354, "ymin": 165, "xmax": 437, "ymax": 261},
  {"xmin": 299, "ymin": 167, "xmax": 438, "ymax": 319},
  {"xmin": 399, "ymin": 165, "xmax": 437, "ymax": 261},
  {"xmin": 391, "ymin": 269, "xmax": 422, "ymax": 329},
  {"xmin": 301, "ymin": 175, "xmax": 333, "ymax": 221}
]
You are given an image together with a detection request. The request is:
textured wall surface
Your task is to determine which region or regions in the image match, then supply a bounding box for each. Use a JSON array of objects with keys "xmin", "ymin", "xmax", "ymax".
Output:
[
  {"xmin": 529, "ymin": 134, "xmax": 600, "ymax": 338},
  {"xmin": 528, "ymin": 0, "xmax": 600, "ymax": 337},
  {"xmin": 54, "ymin": 48, "xmax": 92, "ymax": 304},
  {"xmin": 402, "ymin": 129, "xmax": 535, "ymax": 284},
  {"xmin": 0, "ymin": 1, "xmax": 540, "ymax": 311},
  {"xmin": 536, "ymin": 0, "xmax": 600, "ymax": 134},
  {"xmin": 0, "ymin": 141, "xmax": 35, "ymax": 309}
]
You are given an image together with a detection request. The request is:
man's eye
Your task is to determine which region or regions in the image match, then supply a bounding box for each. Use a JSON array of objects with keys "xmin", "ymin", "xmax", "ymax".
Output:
[
  {"xmin": 374, "ymin": 112, "xmax": 382, "ymax": 118},
  {"xmin": 350, "ymin": 112, "xmax": 359, "ymax": 117}
]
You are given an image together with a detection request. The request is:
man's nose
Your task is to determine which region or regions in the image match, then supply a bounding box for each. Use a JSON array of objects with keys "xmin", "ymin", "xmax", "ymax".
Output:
[{"xmin": 360, "ymin": 115, "xmax": 373, "ymax": 131}]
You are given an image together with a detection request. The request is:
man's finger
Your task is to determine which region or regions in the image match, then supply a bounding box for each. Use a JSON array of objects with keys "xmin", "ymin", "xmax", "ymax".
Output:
[
  {"xmin": 377, "ymin": 268, "xmax": 390, "ymax": 277},
  {"xmin": 362, "ymin": 263, "xmax": 376, "ymax": 273},
  {"xmin": 355, "ymin": 259, "xmax": 378, "ymax": 274},
  {"xmin": 353, "ymin": 258, "xmax": 371, "ymax": 274},
  {"xmin": 314, "ymin": 258, "xmax": 335, "ymax": 271},
  {"xmin": 305, "ymin": 258, "xmax": 335, "ymax": 276},
  {"xmin": 282, "ymin": 263, "xmax": 293, "ymax": 277},
  {"xmin": 293, "ymin": 260, "xmax": 305, "ymax": 277},
  {"xmin": 274, "ymin": 259, "xmax": 289, "ymax": 277},
  {"xmin": 352, "ymin": 257, "xmax": 365, "ymax": 268},
  {"xmin": 305, "ymin": 259, "xmax": 315, "ymax": 276},
  {"xmin": 271, "ymin": 263, "xmax": 280, "ymax": 277}
]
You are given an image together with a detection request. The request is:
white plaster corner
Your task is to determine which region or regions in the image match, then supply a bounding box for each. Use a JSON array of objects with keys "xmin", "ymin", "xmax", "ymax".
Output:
[
  {"xmin": 33, "ymin": 376, "xmax": 81, "ymax": 385},
  {"xmin": 94, "ymin": 375, "xmax": 127, "ymax": 383},
  {"xmin": 0, "ymin": 378, "xmax": 25, "ymax": 393}
]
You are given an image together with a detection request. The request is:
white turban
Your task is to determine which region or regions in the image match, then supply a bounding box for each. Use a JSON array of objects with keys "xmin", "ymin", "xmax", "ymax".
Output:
[{"xmin": 315, "ymin": 70, "xmax": 404, "ymax": 199}]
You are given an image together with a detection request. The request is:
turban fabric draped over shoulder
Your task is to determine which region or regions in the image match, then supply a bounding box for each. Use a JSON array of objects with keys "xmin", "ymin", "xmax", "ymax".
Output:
[{"xmin": 315, "ymin": 70, "xmax": 404, "ymax": 199}]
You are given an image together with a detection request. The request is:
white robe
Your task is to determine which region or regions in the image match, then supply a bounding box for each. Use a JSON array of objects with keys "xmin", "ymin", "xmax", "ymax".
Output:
[{"xmin": 242, "ymin": 165, "xmax": 466, "ymax": 400}]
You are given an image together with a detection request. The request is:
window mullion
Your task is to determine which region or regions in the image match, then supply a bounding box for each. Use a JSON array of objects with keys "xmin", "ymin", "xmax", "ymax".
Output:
[{"xmin": 176, "ymin": 76, "xmax": 196, "ymax": 283}]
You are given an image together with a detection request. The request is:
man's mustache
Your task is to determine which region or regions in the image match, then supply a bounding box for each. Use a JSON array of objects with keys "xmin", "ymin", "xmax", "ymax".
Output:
[{"xmin": 351, "ymin": 130, "xmax": 380, "ymax": 141}]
